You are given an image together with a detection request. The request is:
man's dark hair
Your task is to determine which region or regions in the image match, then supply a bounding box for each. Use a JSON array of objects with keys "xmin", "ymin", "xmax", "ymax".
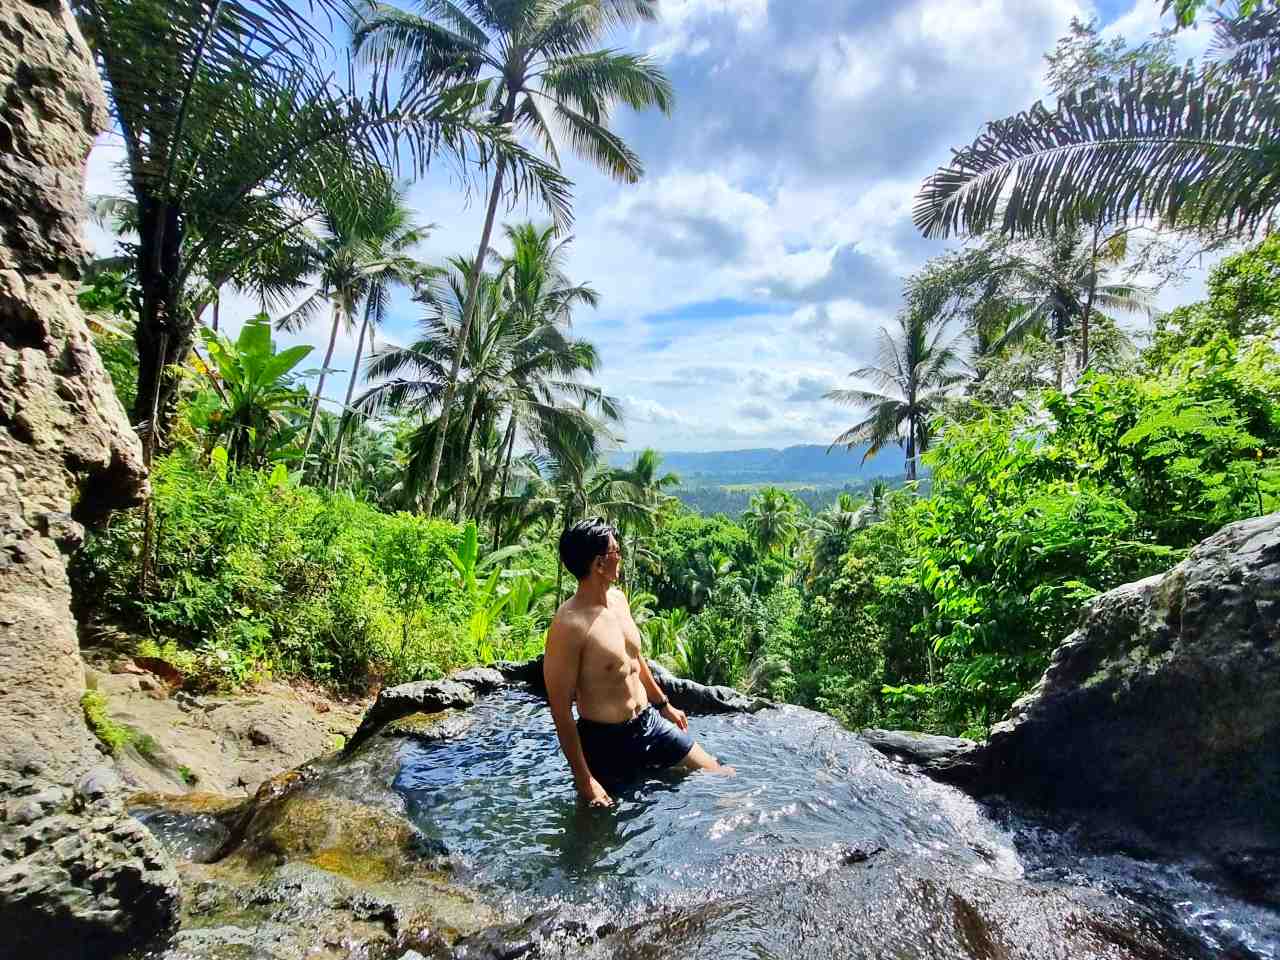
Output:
[{"xmin": 559, "ymin": 518, "xmax": 617, "ymax": 581}]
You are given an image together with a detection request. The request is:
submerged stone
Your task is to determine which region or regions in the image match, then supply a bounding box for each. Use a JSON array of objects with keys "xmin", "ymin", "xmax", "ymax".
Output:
[{"xmin": 383, "ymin": 710, "xmax": 476, "ymax": 743}]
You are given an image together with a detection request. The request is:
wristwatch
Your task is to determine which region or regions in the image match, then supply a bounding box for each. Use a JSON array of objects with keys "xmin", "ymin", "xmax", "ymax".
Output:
[{"xmin": 654, "ymin": 696, "xmax": 670, "ymax": 709}]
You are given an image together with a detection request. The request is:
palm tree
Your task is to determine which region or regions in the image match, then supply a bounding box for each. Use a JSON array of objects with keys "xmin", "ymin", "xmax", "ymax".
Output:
[
  {"xmin": 826, "ymin": 309, "xmax": 964, "ymax": 481},
  {"xmin": 353, "ymin": 0, "xmax": 674, "ymax": 515},
  {"xmin": 609, "ymin": 448, "xmax": 680, "ymax": 583},
  {"xmin": 354, "ymin": 253, "xmax": 618, "ymax": 518},
  {"xmin": 742, "ymin": 487, "xmax": 800, "ymax": 556},
  {"xmin": 913, "ymin": 7, "xmax": 1280, "ymax": 242},
  {"xmin": 356, "ymin": 255, "xmax": 507, "ymax": 509},
  {"xmin": 275, "ymin": 202, "xmax": 373, "ymax": 457},
  {"xmin": 330, "ymin": 179, "xmax": 434, "ymax": 489},
  {"xmin": 485, "ymin": 223, "xmax": 605, "ymax": 535},
  {"xmin": 959, "ymin": 230, "xmax": 1152, "ymax": 387},
  {"xmin": 74, "ymin": 0, "xmax": 556, "ymax": 451}
]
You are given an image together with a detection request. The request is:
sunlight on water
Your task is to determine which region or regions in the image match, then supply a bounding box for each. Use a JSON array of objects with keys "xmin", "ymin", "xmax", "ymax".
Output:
[
  {"xmin": 397, "ymin": 691, "xmax": 1019, "ymax": 909},
  {"xmin": 396, "ymin": 690, "xmax": 1280, "ymax": 957}
]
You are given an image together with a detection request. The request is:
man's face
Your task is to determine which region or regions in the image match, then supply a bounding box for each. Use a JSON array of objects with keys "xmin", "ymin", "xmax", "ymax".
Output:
[{"xmin": 597, "ymin": 534, "xmax": 622, "ymax": 583}]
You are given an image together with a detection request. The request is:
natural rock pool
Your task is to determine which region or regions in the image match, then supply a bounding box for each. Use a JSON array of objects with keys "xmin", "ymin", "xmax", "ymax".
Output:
[{"xmin": 396, "ymin": 690, "xmax": 1280, "ymax": 960}]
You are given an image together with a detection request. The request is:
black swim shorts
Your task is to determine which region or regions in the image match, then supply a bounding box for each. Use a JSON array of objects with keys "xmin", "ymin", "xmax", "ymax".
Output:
[{"xmin": 577, "ymin": 706, "xmax": 695, "ymax": 786}]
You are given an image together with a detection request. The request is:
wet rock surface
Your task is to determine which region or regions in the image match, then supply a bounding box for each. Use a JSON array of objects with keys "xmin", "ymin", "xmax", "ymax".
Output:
[
  {"xmin": 0, "ymin": 766, "xmax": 180, "ymax": 960},
  {"xmin": 860, "ymin": 729, "xmax": 988, "ymax": 788},
  {"xmin": 455, "ymin": 852, "xmax": 1216, "ymax": 960},
  {"xmin": 129, "ymin": 731, "xmax": 502, "ymax": 960},
  {"xmin": 127, "ymin": 666, "xmax": 1280, "ymax": 960}
]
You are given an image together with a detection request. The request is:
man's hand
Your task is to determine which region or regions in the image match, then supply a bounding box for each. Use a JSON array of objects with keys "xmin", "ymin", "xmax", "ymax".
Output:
[
  {"xmin": 660, "ymin": 702, "xmax": 688, "ymax": 731},
  {"xmin": 578, "ymin": 776, "xmax": 613, "ymax": 808}
]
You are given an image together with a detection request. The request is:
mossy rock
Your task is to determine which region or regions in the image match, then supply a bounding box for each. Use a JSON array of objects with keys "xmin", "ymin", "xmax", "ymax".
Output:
[
  {"xmin": 128, "ymin": 791, "xmax": 246, "ymax": 817},
  {"xmin": 230, "ymin": 793, "xmax": 442, "ymax": 884}
]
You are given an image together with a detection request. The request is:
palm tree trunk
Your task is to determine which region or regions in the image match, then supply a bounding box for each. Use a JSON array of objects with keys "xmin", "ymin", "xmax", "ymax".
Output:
[
  {"xmin": 421, "ymin": 93, "xmax": 518, "ymax": 516},
  {"xmin": 330, "ymin": 308, "xmax": 371, "ymax": 492},
  {"xmin": 303, "ymin": 300, "xmax": 343, "ymax": 456},
  {"xmin": 452, "ymin": 386, "xmax": 483, "ymax": 522},
  {"xmin": 1080, "ymin": 224, "xmax": 1101, "ymax": 374},
  {"xmin": 905, "ymin": 424, "xmax": 917, "ymax": 482},
  {"xmin": 492, "ymin": 417, "xmax": 518, "ymax": 551},
  {"xmin": 211, "ymin": 289, "xmax": 220, "ymax": 333},
  {"xmin": 474, "ymin": 409, "xmax": 516, "ymax": 524}
]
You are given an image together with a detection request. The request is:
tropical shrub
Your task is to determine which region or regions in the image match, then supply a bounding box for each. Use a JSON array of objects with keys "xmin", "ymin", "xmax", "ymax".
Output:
[{"xmin": 75, "ymin": 452, "xmax": 483, "ymax": 689}]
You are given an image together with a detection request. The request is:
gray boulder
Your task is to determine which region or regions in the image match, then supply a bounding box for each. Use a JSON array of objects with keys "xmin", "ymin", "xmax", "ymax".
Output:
[
  {"xmin": 347, "ymin": 678, "xmax": 480, "ymax": 752},
  {"xmin": 0, "ymin": 1, "xmax": 173, "ymax": 952},
  {"xmin": 866, "ymin": 512, "xmax": 1280, "ymax": 903},
  {"xmin": 347, "ymin": 658, "xmax": 769, "ymax": 753},
  {"xmin": 0, "ymin": 768, "xmax": 180, "ymax": 959},
  {"xmin": 648, "ymin": 661, "xmax": 771, "ymax": 714}
]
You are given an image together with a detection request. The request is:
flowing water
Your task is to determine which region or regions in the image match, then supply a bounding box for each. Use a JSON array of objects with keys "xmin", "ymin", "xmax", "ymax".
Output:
[{"xmin": 396, "ymin": 690, "xmax": 1280, "ymax": 959}]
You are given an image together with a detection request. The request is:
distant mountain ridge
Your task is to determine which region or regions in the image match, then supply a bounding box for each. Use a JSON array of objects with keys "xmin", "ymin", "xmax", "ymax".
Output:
[{"xmin": 607, "ymin": 443, "xmax": 904, "ymax": 485}]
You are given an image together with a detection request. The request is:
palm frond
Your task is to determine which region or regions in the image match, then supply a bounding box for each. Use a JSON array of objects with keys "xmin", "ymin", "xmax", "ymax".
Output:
[{"xmin": 914, "ymin": 61, "xmax": 1280, "ymax": 239}]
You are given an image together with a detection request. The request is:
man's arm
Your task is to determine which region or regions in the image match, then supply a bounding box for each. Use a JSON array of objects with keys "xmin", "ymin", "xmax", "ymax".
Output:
[
  {"xmin": 544, "ymin": 616, "xmax": 612, "ymax": 807},
  {"xmin": 613, "ymin": 589, "xmax": 689, "ymax": 732}
]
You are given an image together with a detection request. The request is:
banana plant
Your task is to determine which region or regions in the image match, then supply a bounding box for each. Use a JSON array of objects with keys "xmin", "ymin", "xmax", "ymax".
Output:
[
  {"xmin": 443, "ymin": 521, "xmax": 527, "ymax": 594},
  {"xmin": 467, "ymin": 567, "xmax": 512, "ymax": 663},
  {"xmin": 444, "ymin": 521, "xmax": 528, "ymax": 659},
  {"xmin": 195, "ymin": 317, "xmax": 313, "ymax": 469},
  {"xmin": 502, "ymin": 573, "xmax": 556, "ymax": 619},
  {"xmin": 643, "ymin": 608, "xmax": 690, "ymax": 664}
]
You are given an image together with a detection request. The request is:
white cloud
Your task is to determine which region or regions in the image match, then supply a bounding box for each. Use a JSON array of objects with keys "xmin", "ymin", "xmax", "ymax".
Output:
[{"xmin": 78, "ymin": 0, "xmax": 1235, "ymax": 453}]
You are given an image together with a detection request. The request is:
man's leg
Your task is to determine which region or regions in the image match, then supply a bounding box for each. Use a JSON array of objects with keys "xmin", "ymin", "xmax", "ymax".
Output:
[{"xmin": 678, "ymin": 742, "xmax": 734, "ymax": 774}]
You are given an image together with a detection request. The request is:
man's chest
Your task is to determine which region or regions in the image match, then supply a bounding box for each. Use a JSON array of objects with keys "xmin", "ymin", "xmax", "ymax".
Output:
[{"xmin": 581, "ymin": 611, "xmax": 642, "ymax": 675}]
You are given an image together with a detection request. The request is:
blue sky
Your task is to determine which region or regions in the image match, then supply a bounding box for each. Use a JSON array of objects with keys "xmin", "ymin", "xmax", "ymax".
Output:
[{"xmin": 85, "ymin": 0, "xmax": 1221, "ymax": 453}]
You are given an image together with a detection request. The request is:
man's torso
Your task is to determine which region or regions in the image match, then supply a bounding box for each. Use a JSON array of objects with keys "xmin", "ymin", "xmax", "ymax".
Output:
[{"xmin": 556, "ymin": 589, "xmax": 648, "ymax": 724}]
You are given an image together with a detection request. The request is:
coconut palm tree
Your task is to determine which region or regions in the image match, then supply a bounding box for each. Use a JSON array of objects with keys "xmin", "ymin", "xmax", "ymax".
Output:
[
  {"xmin": 607, "ymin": 448, "xmax": 680, "ymax": 583},
  {"xmin": 352, "ymin": 0, "xmax": 674, "ymax": 515},
  {"xmin": 484, "ymin": 223, "xmax": 605, "ymax": 533},
  {"xmin": 826, "ymin": 309, "xmax": 965, "ymax": 481},
  {"xmin": 354, "ymin": 254, "xmax": 618, "ymax": 518},
  {"xmin": 275, "ymin": 203, "xmax": 374, "ymax": 457},
  {"xmin": 330, "ymin": 179, "xmax": 434, "ymax": 489},
  {"xmin": 742, "ymin": 487, "xmax": 800, "ymax": 556},
  {"xmin": 913, "ymin": 7, "xmax": 1280, "ymax": 242},
  {"xmin": 74, "ymin": 0, "xmax": 561, "ymax": 451},
  {"xmin": 945, "ymin": 230, "xmax": 1152, "ymax": 388},
  {"xmin": 355, "ymin": 255, "xmax": 506, "ymax": 509}
]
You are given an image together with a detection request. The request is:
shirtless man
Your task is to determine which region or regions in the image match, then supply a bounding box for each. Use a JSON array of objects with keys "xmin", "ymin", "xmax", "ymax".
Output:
[{"xmin": 544, "ymin": 518, "xmax": 731, "ymax": 807}]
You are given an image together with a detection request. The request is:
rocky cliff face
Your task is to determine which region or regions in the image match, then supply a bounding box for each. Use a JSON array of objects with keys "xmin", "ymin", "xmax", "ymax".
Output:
[
  {"xmin": 866, "ymin": 512, "xmax": 1280, "ymax": 904},
  {"xmin": 0, "ymin": 3, "xmax": 174, "ymax": 956},
  {"xmin": 0, "ymin": 0, "xmax": 147, "ymax": 786}
]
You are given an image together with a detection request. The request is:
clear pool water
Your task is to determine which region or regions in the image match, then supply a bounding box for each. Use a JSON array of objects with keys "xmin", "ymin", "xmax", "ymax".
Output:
[{"xmin": 394, "ymin": 690, "xmax": 1280, "ymax": 958}]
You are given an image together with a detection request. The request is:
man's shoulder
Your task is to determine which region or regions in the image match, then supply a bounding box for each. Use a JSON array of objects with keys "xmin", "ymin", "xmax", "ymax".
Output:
[{"xmin": 548, "ymin": 599, "xmax": 588, "ymax": 642}]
